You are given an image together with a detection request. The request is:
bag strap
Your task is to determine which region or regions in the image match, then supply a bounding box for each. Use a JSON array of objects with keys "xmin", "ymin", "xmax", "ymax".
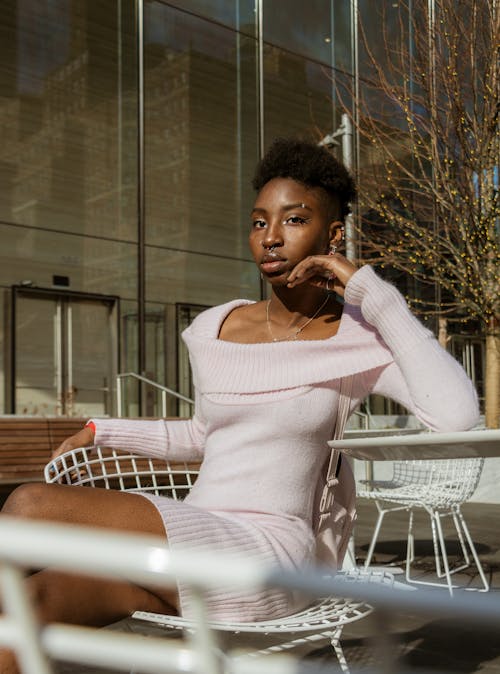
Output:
[{"xmin": 319, "ymin": 375, "xmax": 354, "ymax": 514}]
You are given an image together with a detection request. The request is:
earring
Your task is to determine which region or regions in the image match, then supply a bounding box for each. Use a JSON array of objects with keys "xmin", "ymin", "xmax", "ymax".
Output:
[{"xmin": 328, "ymin": 243, "xmax": 337, "ymax": 255}]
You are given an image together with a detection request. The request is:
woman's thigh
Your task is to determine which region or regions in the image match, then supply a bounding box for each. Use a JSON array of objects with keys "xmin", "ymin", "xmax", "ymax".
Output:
[
  {"xmin": 2, "ymin": 482, "xmax": 166, "ymax": 537},
  {"xmin": 1, "ymin": 483, "xmax": 180, "ymax": 615}
]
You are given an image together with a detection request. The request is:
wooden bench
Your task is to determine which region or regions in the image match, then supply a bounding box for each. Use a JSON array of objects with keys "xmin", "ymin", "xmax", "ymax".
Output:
[{"xmin": 0, "ymin": 417, "xmax": 87, "ymax": 485}]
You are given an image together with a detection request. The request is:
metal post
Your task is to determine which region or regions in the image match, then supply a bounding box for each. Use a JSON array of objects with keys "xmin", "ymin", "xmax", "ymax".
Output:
[
  {"xmin": 256, "ymin": 0, "xmax": 267, "ymax": 301},
  {"xmin": 340, "ymin": 113, "xmax": 356, "ymax": 261},
  {"xmin": 136, "ymin": 0, "xmax": 146, "ymax": 414},
  {"xmin": 256, "ymin": 0, "xmax": 264, "ymax": 160},
  {"xmin": 116, "ymin": 376, "xmax": 123, "ymax": 418}
]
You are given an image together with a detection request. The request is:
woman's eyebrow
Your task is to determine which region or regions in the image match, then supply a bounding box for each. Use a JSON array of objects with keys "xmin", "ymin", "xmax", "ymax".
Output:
[
  {"xmin": 251, "ymin": 203, "xmax": 313, "ymax": 215},
  {"xmin": 283, "ymin": 202, "xmax": 312, "ymax": 212}
]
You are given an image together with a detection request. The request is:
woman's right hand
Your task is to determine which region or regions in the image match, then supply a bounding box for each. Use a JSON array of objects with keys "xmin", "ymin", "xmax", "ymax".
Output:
[{"xmin": 52, "ymin": 426, "xmax": 95, "ymax": 460}]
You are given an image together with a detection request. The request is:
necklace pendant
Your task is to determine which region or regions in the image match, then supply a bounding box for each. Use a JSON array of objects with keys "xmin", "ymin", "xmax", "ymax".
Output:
[{"xmin": 266, "ymin": 294, "xmax": 330, "ymax": 344}]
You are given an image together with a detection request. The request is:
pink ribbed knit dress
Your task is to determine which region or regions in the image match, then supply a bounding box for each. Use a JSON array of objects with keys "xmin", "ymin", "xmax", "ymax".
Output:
[{"xmin": 92, "ymin": 266, "xmax": 479, "ymax": 622}]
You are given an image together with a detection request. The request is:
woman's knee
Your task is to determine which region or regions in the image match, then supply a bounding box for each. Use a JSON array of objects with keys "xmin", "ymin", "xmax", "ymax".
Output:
[{"xmin": 2, "ymin": 483, "xmax": 54, "ymax": 519}]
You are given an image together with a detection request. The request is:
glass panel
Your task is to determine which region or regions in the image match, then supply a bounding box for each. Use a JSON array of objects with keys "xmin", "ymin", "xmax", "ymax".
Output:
[
  {"xmin": 263, "ymin": 46, "xmax": 337, "ymax": 145},
  {"xmin": 264, "ymin": 0, "xmax": 352, "ymax": 71},
  {"xmin": 0, "ymin": 0, "xmax": 137, "ymax": 239},
  {"xmin": 120, "ymin": 301, "xmax": 141, "ymax": 418},
  {"xmin": 0, "ymin": 223, "xmax": 137, "ymax": 300},
  {"xmin": 357, "ymin": 0, "xmax": 411, "ymax": 172},
  {"xmin": 155, "ymin": 0, "xmax": 257, "ymax": 35},
  {"xmin": 121, "ymin": 305, "xmax": 168, "ymax": 418},
  {"xmin": 146, "ymin": 246, "xmax": 260, "ymax": 306},
  {"xmin": 144, "ymin": 1, "xmax": 259, "ymax": 259},
  {"xmin": 69, "ymin": 299, "xmax": 117, "ymax": 417},
  {"xmin": 358, "ymin": 0, "xmax": 408, "ymax": 80},
  {"xmin": 15, "ymin": 295, "xmax": 58, "ymax": 415},
  {"xmin": 332, "ymin": 2, "xmax": 353, "ymax": 74}
]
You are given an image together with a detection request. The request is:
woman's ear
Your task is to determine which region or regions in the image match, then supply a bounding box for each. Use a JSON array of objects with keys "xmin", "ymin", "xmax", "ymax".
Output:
[{"xmin": 328, "ymin": 220, "xmax": 344, "ymax": 248}]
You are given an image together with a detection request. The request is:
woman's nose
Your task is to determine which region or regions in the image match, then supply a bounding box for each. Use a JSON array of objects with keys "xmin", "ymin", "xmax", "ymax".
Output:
[{"xmin": 262, "ymin": 222, "xmax": 283, "ymax": 248}]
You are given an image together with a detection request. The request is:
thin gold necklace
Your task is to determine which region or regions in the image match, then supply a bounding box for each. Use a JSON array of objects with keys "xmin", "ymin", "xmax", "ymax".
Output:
[{"xmin": 266, "ymin": 295, "xmax": 330, "ymax": 342}]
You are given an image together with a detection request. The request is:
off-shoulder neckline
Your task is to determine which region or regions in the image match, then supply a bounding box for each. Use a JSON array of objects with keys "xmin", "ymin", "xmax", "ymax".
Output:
[{"xmin": 214, "ymin": 299, "xmax": 350, "ymax": 344}]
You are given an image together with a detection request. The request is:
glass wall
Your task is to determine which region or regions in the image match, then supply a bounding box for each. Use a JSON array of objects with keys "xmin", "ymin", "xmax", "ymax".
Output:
[
  {"xmin": 0, "ymin": 0, "xmax": 356, "ymax": 416},
  {"xmin": 0, "ymin": 1, "xmax": 139, "ymax": 415}
]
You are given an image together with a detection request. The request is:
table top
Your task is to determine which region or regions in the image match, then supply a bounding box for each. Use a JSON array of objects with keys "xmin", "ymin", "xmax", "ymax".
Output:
[{"xmin": 329, "ymin": 429, "xmax": 500, "ymax": 461}]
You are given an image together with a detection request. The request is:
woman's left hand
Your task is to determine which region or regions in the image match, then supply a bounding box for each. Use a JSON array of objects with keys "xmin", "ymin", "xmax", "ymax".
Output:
[{"xmin": 286, "ymin": 252, "xmax": 358, "ymax": 296}]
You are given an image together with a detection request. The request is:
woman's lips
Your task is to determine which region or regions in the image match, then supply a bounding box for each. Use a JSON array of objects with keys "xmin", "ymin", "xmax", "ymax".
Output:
[{"xmin": 261, "ymin": 258, "xmax": 287, "ymax": 274}]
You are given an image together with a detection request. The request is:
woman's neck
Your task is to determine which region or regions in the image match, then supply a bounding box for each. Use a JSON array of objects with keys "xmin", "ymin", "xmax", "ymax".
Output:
[{"xmin": 269, "ymin": 286, "xmax": 332, "ymax": 323}]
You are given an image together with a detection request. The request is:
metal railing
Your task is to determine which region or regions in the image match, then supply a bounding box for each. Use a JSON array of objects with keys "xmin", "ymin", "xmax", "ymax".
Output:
[
  {"xmin": 0, "ymin": 516, "xmax": 499, "ymax": 674},
  {"xmin": 116, "ymin": 372, "xmax": 194, "ymax": 418}
]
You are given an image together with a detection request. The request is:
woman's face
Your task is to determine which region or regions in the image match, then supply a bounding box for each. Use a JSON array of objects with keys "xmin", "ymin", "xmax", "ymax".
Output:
[{"xmin": 249, "ymin": 177, "xmax": 334, "ymax": 286}]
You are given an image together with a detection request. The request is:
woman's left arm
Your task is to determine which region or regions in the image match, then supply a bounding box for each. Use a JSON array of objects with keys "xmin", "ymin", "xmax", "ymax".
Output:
[{"xmin": 345, "ymin": 265, "xmax": 480, "ymax": 432}]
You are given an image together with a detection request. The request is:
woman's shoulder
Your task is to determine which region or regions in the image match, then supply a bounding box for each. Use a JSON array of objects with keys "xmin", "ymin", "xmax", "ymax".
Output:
[
  {"xmin": 185, "ymin": 299, "xmax": 259, "ymax": 340},
  {"xmin": 218, "ymin": 301, "xmax": 267, "ymax": 342}
]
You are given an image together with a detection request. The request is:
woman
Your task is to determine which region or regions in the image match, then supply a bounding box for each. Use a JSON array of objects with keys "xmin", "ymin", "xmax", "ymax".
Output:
[{"xmin": 1, "ymin": 138, "xmax": 478, "ymax": 659}]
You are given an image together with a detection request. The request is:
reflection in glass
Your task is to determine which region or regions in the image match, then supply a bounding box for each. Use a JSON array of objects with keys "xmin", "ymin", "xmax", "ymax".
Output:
[
  {"xmin": 157, "ymin": 0, "xmax": 257, "ymax": 36},
  {"xmin": 144, "ymin": 2, "xmax": 259, "ymax": 261},
  {"xmin": 0, "ymin": 223, "xmax": 137, "ymax": 300},
  {"xmin": 263, "ymin": 45, "xmax": 338, "ymax": 147},
  {"xmin": 0, "ymin": 1, "xmax": 137, "ymax": 240},
  {"xmin": 146, "ymin": 245, "xmax": 260, "ymax": 306},
  {"xmin": 264, "ymin": 0, "xmax": 352, "ymax": 72}
]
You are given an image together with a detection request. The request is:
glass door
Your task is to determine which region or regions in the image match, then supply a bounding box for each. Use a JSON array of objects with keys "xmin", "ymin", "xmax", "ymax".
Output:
[{"xmin": 12, "ymin": 287, "xmax": 119, "ymax": 417}]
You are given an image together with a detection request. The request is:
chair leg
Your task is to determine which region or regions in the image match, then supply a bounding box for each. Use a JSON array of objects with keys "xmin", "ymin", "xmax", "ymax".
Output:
[
  {"xmin": 330, "ymin": 627, "xmax": 350, "ymax": 674},
  {"xmin": 433, "ymin": 507, "xmax": 486, "ymax": 587},
  {"xmin": 433, "ymin": 510, "xmax": 454, "ymax": 596},
  {"xmin": 455, "ymin": 508, "xmax": 490, "ymax": 592},
  {"xmin": 452, "ymin": 508, "xmax": 471, "ymax": 567},
  {"xmin": 407, "ymin": 509, "xmax": 415, "ymax": 563},
  {"xmin": 405, "ymin": 509, "xmax": 414, "ymax": 583},
  {"xmin": 364, "ymin": 502, "xmax": 386, "ymax": 568},
  {"xmin": 430, "ymin": 508, "xmax": 445, "ymax": 578},
  {"xmin": 405, "ymin": 507, "xmax": 454, "ymax": 593}
]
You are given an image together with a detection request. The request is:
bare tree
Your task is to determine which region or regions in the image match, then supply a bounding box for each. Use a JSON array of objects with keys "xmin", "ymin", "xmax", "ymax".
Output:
[{"xmin": 335, "ymin": 0, "xmax": 499, "ymax": 427}]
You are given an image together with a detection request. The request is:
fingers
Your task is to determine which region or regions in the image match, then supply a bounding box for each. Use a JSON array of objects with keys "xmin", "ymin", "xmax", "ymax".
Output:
[
  {"xmin": 287, "ymin": 254, "xmax": 358, "ymax": 291},
  {"xmin": 52, "ymin": 427, "xmax": 95, "ymax": 460},
  {"xmin": 287, "ymin": 260, "xmax": 333, "ymax": 288}
]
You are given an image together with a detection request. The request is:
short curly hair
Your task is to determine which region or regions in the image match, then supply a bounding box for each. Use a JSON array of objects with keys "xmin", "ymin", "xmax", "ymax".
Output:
[{"xmin": 252, "ymin": 137, "xmax": 356, "ymax": 221}]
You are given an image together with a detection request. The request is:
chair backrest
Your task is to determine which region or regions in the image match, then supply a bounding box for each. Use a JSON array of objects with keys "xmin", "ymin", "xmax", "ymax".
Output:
[
  {"xmin": 45, "ymin": 446, "xmax": 199, "ymax": 501},
  {"xmin": 392, "ymin": 458, "xmax": 485, "ymax": 503}
]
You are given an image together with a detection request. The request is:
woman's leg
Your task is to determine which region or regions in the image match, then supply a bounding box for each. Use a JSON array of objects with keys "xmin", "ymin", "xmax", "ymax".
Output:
[{"xmin": 0, "ymin": 483, "xmax": 179, "ymax": 672}]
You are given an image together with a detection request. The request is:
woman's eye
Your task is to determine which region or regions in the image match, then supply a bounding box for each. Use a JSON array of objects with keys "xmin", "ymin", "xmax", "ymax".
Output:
[
  {"xmin": 252, "ymin": 220, "xmax": 267, "ymax": 229},
  {"xmin": 284, "ymin": 216, "xmax": 307, "ymax": 225}
]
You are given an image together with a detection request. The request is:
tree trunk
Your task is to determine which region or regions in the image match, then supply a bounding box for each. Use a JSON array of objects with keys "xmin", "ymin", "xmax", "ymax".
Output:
[{"xmin": 484, "ymin": 317, "xmax": 500, "ymax": 428}]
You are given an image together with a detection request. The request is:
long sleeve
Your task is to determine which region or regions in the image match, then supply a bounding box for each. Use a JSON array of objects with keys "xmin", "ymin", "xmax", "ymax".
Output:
[
  {"xmin": 91, "ymin": 393, "xmax": 207, "ymax": 462},
  {"xmin": 344, "ymin": 265, "xmax": 480, "ymax": 431}
]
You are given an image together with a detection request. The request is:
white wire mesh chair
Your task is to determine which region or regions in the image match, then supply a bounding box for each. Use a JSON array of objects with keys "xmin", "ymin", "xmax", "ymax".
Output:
[
  {"xmin": 357, "ymin": 457, "xmax": 489, "ymax": 594},
  {"xmin": 45, "ymin": 446, "xmax": 405, "ymax": 674}
]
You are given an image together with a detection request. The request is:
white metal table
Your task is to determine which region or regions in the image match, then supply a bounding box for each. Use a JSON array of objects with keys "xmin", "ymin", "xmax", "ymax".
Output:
[
  {"xmin": 330, "ymin": 428, "xmax": 500, "ymax": 462},
  {"xmin": 332, "ymin": 429, "xmax": 500, "ymax": 576}
]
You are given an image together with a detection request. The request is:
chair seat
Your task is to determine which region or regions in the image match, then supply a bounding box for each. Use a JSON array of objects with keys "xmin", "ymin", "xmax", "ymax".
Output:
[
  {"xmin": 132, "ymin": 568, "xmax": 403, "ymax": 635},
  {"xmin": 358, "ymin": 484, "xmax": 468, "ymax": 509}
]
